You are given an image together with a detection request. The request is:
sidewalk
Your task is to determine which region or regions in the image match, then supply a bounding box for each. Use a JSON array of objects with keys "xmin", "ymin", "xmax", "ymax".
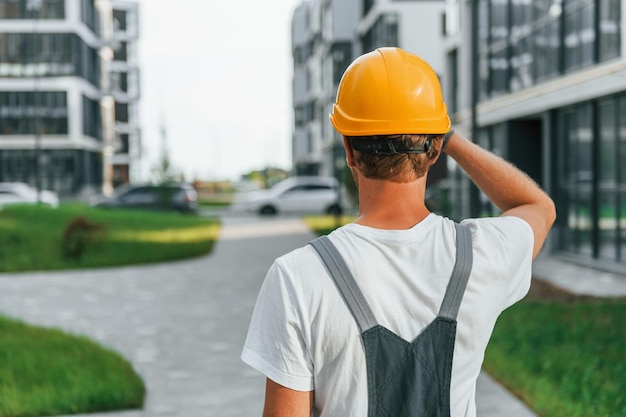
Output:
[
  {"xmin": 533, "ymin": 255, "xmax": 626, "ymax": 297},
  {"xmin": 0, "ymin": 213, "xmax": 623, "ymax": 417}
]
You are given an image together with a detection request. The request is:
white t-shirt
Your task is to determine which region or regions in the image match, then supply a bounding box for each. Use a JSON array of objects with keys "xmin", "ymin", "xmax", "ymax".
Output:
[{"xmin": 241, "ymin": 214, "xmax": 534, "ymax": 417}]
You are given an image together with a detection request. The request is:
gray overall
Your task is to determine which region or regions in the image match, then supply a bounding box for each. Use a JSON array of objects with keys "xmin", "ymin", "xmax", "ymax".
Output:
[{"xmin": 309, "ymin": 223, "xmax": 473, "ymax": 417}]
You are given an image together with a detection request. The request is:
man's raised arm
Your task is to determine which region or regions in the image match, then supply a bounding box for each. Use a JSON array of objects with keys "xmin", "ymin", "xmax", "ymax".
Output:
[{"xmin": 444, "ymin": 132, "xmax": 556, "ymax": 258}]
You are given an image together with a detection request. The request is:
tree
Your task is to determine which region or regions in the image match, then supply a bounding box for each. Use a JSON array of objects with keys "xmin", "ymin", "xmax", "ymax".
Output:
[{"xmin": 151, "ymin": 122, "xmax": 184, "ymax": 184}]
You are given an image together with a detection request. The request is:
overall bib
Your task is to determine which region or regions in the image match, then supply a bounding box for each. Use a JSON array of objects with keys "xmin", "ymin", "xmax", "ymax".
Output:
[{"xmin": 310, "ymin": 223, "xmax": 473, "ymax": 417}]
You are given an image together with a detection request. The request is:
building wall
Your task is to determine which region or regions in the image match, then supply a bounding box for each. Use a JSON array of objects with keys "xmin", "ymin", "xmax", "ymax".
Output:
[
  {"xmin": 291, "ymin": 0, "xmax": 360, "ymax": 179},
  {"xmin": 108, "ymin": 0, "xmax": 140, "ymax": 187},
  {"xmin": 358, "ymin": 0, "xmax": 446, "ymax": 72},
  {"xmin": 443, "ymin": 0, "xmax": 626, "ymax": 269}
]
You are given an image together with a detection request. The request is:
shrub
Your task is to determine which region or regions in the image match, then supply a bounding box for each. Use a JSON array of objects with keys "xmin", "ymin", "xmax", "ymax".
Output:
[{"xmin": 62, "ymin": 216, "xmax": 107, "ymax": 260}]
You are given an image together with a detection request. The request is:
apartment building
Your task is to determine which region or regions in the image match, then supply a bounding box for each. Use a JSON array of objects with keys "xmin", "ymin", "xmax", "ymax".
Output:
[
  {"xmin": 291, "ymin": 0, "xmax": 447, "ymax": 183},
  {"xmin": 108, "ymin": 0, "xmax": 140, "ymax": 188},
  {"xmin": 444, "ymin": 0, "xmax": 625, "ymax": 270},
  {"xmin": 291, "ymin": 0, "xmax": 359, "ymax": 178},
  {"xmin": 0, "ymin": 0, "xmax": 140, "ymax": 197}
]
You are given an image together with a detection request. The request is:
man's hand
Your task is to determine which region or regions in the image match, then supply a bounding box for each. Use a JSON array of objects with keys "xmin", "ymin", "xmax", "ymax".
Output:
[{"xmin": 262, "ymin": 378, "xmax": 313, "ymax": 417}]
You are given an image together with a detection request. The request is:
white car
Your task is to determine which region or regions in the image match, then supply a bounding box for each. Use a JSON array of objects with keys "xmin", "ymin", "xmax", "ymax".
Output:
[
  {"xmin": 0, "ymin": 182, "xmax": 59, "ymax": 209},
  {"xmin": 241, "ymin": 176, "xmax": 343, "ymax": 216}
]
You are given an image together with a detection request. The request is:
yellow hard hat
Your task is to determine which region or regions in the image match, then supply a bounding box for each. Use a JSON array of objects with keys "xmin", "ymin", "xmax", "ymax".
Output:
[{"xmin": 330, "ymin": 47, "xmax": 450, "ymax": 136}]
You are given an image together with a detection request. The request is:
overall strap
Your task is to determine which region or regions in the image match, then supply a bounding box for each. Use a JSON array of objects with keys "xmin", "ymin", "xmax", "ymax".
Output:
[
  {"xmin": 438, "ymin": 223, "xmax": 474, "ymax": 320},
  {"xmin": 310, "ymin": 236, "xmax": 378, "ymax": 333}
]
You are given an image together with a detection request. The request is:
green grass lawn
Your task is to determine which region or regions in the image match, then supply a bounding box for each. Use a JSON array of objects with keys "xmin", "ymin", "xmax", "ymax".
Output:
[
  {"xmin": 484, "ymin": 298, "xmax": 626, "ymax": 417},
  {"xmin": 0, "ymin": 204, "xmax": 220, "ymax": 273},
  {"xmin": 0, "ymin": 314, "xmax": 145, "ymax": 417}
]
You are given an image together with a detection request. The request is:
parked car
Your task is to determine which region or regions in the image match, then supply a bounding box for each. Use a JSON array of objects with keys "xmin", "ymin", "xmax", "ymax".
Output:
[
  {"xmin": 0, "ymin": 182, "xmax": 59, "ymax": 209},
  {"xmin": 242, "ymin": 176, "xmax": 343, "ymax": 216},
  {"xmin": 91, "ymin": 183, "xmax": 198, "ymax": 213}
]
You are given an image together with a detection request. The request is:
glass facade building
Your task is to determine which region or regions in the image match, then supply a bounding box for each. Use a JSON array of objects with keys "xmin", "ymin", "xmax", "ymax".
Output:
[
  {"xmin": 462, "ymin": 0, "xmax": 625, "ymax": 268},
  {"xmin": 477, "ymin": 0, "xmax": 620, "ymax": 100}
]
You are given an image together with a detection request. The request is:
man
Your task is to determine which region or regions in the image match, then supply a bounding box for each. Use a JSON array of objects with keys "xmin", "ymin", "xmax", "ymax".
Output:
[{"xmin": 241, "ymin": 47, "xmax": 556, "ymax": 417}]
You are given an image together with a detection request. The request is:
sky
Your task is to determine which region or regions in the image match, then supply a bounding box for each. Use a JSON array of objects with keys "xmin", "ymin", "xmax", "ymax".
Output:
[{"xmin": 137, "ymin": 0, "xmax": 302, "ymax": 182}]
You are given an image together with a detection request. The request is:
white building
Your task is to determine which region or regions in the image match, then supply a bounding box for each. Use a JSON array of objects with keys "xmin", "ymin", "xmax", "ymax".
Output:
[
  {"xmin": 0, "ymin": 0, "xmax": 140, "ymax": 197},
  {"xmin": 291, "ymin": 0, "xmax": 360, "ymax": 178}
]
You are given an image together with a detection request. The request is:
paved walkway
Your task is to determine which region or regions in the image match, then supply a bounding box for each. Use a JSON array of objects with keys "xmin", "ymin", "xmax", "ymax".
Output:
[{"xmin": 0, "ymin": 212, "xmax": 624, "ymax": 417}]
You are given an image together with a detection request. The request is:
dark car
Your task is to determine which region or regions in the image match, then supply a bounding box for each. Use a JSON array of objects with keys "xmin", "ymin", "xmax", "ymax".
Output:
[{"xmin": 92, "ymin": 183, "xmax": 198, "ymax": 213}]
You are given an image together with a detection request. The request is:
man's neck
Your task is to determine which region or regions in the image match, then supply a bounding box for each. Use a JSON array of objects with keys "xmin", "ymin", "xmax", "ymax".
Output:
[{"xmin": 355, "ymin": 177, "xmax": 431, "ymax": 230}]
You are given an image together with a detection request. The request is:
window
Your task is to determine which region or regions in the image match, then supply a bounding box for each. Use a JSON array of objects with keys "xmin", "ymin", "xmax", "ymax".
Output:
[
  {"xmin": 362, "ymin": 13, "xmax": 398, "ymax": 53},
  {"xmin": 618, "ymin": 98, "xmax": 626, "ymax": 262},
  {"xmin": 113, "ymin": 165, "xmax": 129, "ymax": 186},
  {"xmin": 114, "ymin": 41, "xmax": 128, "ymax": 62},
  {"xmin": 0, "ymin": 91, "xmax": 68, "ymax": 135},
  {"xmin": 363, "ymin": 0, "xmax": 375, "ymax": 17},
  {"xmin": 445, "ymin": 0, "xmax": 461, "ymax": 36},
  {"xmin": 115, "ymin": 102, "xmax": 129, "ymax": 123},
  {"xmin": 119, "ymin": 72, "xmax": 128, "ymax": 92},
  {"xmin": 447, "ymin": 49, "xmax": 459, "ymax": 114},
  {"xmin": 489, "ymin": 0, "xmax": 509, "ymax": 90},
  {"xmin": 556, "ymin": 103, "xmax": 593, "ymax": 256},
  {"xmin": 81, "ymin": 0, "xmax": 99, "ymax": 34},
  {"xmin": 598, "ymin": 0, "xmax": 620, "ymax": 61},
  {"xmin": 553, "ymin": 95, "xmax": 626, "ymax": 263},
  {"xmin": 294, "ymin": 105, "xmax": 305, "ymax": 127},
  {"xmin": 293, "ymin": 45, "xmax": 305, "ymax": 66},
  {"xmin": 331, "ymin": 42, "xmax": 352, "ymax": 85},
  {"xmin": 304, "ymin": 101, "xmax": 314, "ymax": 124},
  {"xmin": 598, "ymin": 99, "xmax": 618, "ymax": 260},
  {"xmin": 113, "ymin": 9, "xmax": 127, "ymax": 31},
  {"xmin": 72, "ymin": 35, "xmax": 100, "ymax": 86},
  {"xmin": 43, "ymin": 0, "xmax": 64, "ymax": 19},
  {"xmin": 83, "ymin": 95, "xmax": 102, "ymax": 140},
  {"xmin": 509, "ymin": 0, "xmax": 534, "ymax": 92},
  {"xmin": 534, "ymin": 14, "xmax": 561, "ymax": 81},
  {"xmin": 111, "ymin": 72, "xmax": 128, "ymax": 93},
  {"xmin": 478, "ymin": 0, "xmax": 618, "ymax": 101},
  {"xmin": 0, "ymin": 0, "xmax": 64, "ymax": 19},
  {"xmin": 117, "ymin": 134, "xmax": 129, "ymax": 153},
  {"xmin": 490, "ymin": 49, "xmax": 509, "ymax": 95},
  {"xmin": 0, "ymin": 33, "xmax": 97, "ymax": 85},
  {"xmin": 477, "ymin": 0, "xmax": 490, "ymax": 101}
]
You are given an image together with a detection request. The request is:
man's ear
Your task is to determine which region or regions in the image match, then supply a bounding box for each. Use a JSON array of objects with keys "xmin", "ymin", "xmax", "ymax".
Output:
[
  {"xmin": 343, "ymin": 137, "xmax": 356, "ymax": 168},
  {"xmin": 427, "ymin": 137, "xmax": 444, "ymax": 167}
]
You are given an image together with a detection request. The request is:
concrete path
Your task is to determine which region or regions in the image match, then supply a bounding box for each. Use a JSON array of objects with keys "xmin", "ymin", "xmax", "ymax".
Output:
[{"xmin": 1, "ymin": 211, "xmax": 611, "ymax": 417}]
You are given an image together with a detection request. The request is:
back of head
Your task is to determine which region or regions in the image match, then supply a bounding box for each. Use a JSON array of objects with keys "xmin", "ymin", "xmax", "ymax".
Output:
[{"xmin": 330, "ymin": 48, "xmax": 450, "ymax": 183}]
